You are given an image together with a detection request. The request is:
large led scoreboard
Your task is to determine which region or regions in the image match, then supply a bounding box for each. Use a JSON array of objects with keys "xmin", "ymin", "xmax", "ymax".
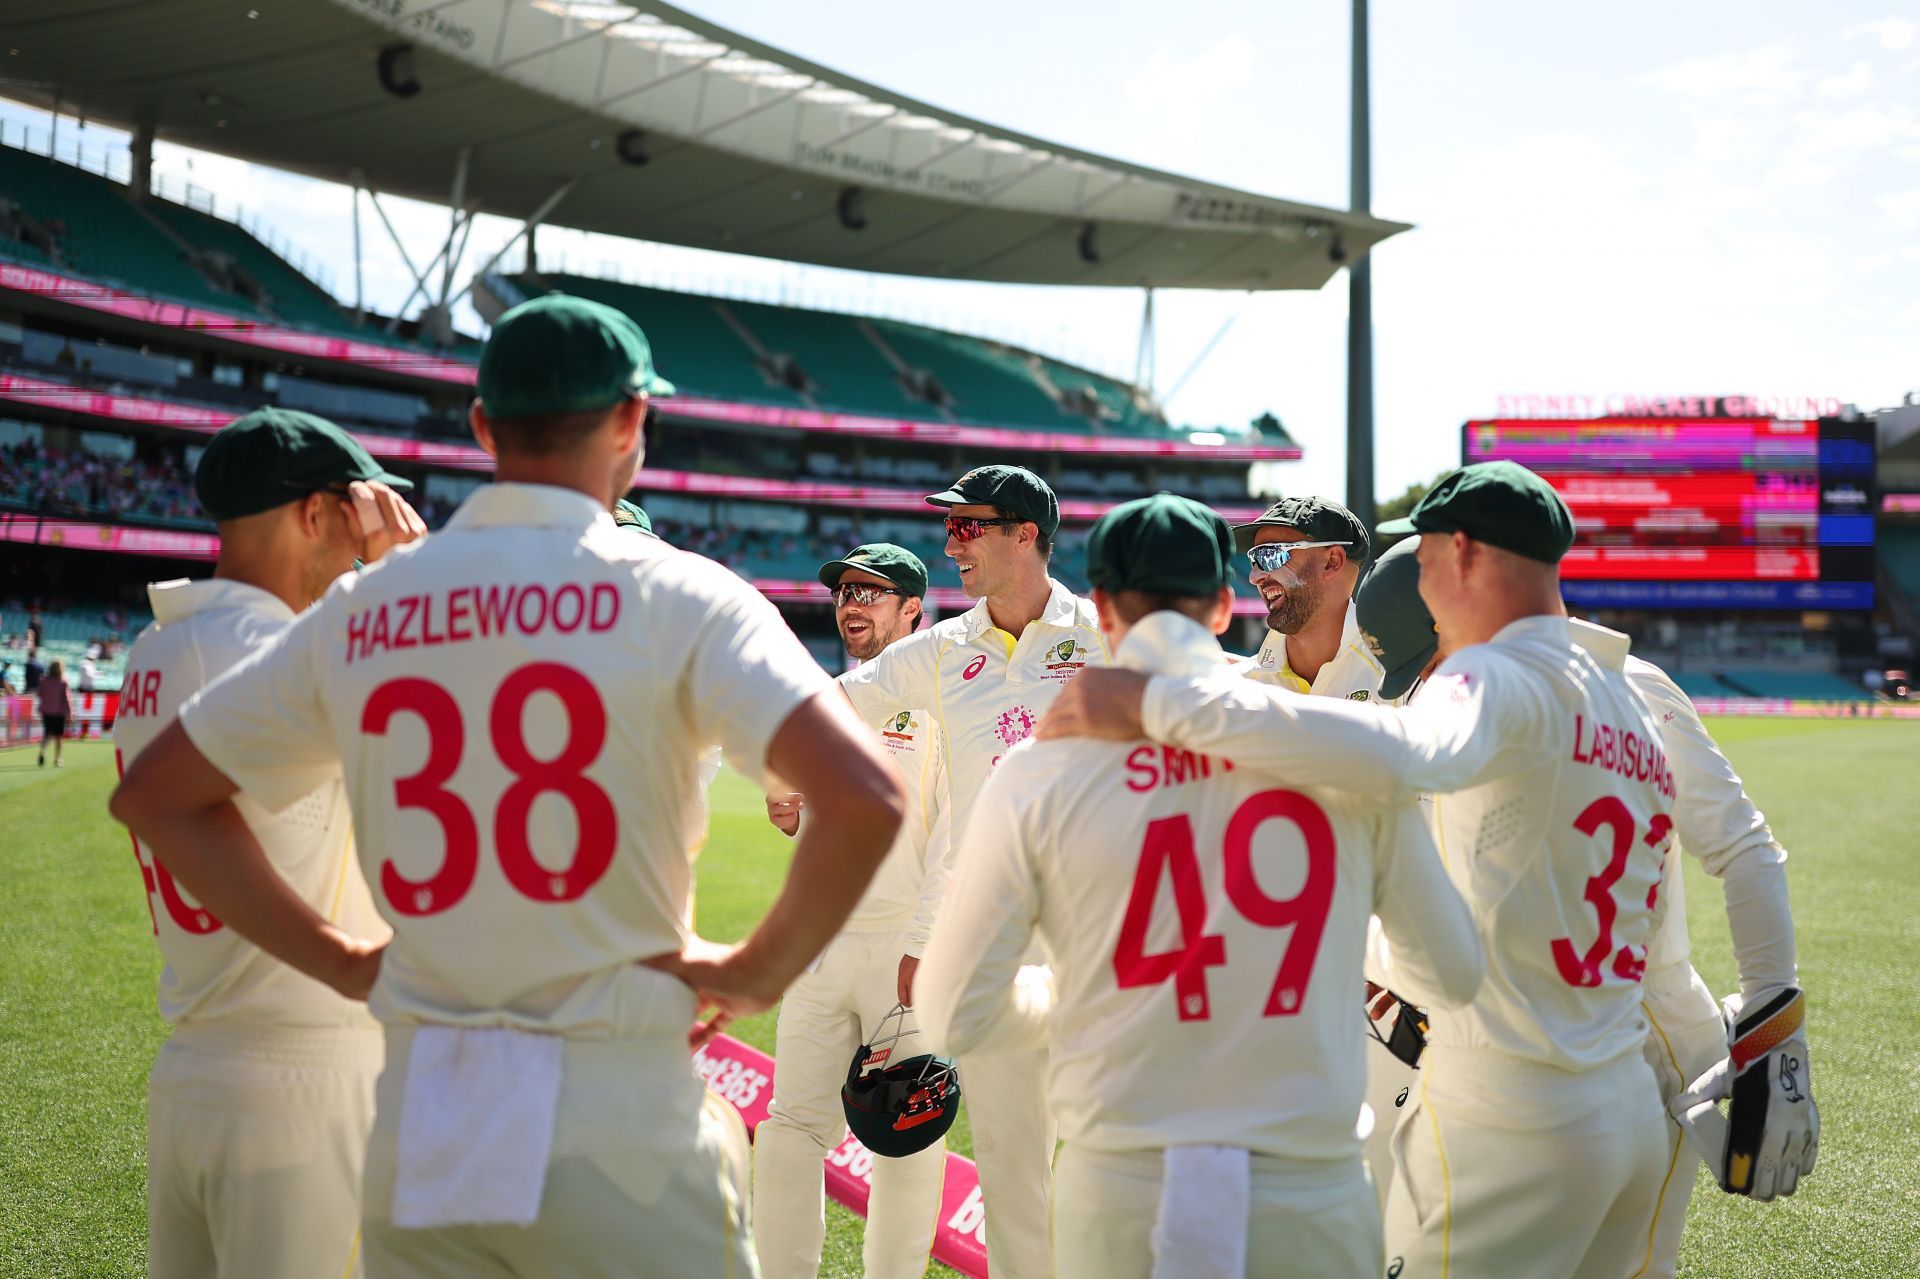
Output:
[{"xmin": 1463, "ymin": 418, "xmax": 1877, "ymax": 609}]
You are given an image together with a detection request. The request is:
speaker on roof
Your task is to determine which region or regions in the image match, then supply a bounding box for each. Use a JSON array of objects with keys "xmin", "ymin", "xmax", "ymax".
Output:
[
  {"xmin": 1078, "ymin": 221, "xmax": 1100, "ymax": 265},
  {"xmin": 1329, "ymin": 234, "xmax": 1348, "ymax": 264},
  {"xmin": 377, "ymin": 43, "xmax": 422, "ymax": 98},
  {"xmin": 837, "ymin": 187, "xmax": 868, "ymax": 231},
  {"xmin": 616, "ymin": 130, "xmax": 650, "ymax": 167}
]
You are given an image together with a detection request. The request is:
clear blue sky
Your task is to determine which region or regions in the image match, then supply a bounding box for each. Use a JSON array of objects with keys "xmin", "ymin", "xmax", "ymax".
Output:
[{"xmin": 5, "ymin": 1, "xmax": 1917, "ymax": 502}]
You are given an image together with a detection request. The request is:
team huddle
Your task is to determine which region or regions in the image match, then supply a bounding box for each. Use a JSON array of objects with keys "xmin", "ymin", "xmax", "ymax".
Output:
[{"xmin": 109, "ymin": 295, "xmax": 1819, "ymax": 1279}]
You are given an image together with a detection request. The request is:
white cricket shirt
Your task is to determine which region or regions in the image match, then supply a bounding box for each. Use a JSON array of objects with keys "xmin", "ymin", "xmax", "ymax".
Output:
[
  {"xmin": 1141, "ymin": 616, "xmax": 1677, "ymax": 1086},
  {"xmin": 1247, "ymin": 601, "xmax": 1386, "ymax": 701},
  {"xmin": 839, "ymin": 578, "xmax": 1107, "ymax": 842},
  {"xmin": 916, "ymin": 611, "xmax": 1483, "ymax": 1161},
  {"xmin": 834, "ymin": 703, "xmax": 951, "ymax": 957},
  {"xmin": 179, "ymin": 483, "xmax": 831, "ymax": 1035},
  {"xmin": 114, "ymin": 578, "xmax": 386, "ymax": 1030},
  {"xmin": 1566, "ymin": 624, "xmax": 1797, "ymax": 1001}
]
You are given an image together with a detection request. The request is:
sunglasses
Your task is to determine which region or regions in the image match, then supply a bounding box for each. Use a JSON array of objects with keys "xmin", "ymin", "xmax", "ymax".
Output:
[
  {"xmin": 1246, "ymin": 540, "xmax": 1352, "ymax": 576},
  {"xmin": 944, "ymin": 515, "xmax": 1021, "ymax": 542},
  {"xmin": 831, "ymin": 582, "xmax": 909, "ymax": 607}
]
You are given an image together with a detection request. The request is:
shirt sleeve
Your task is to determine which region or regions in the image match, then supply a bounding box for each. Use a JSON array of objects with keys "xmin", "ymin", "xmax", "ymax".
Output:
[
  {"xmin": 904, "ymin": 727, "xmax": 953, "ymax": 959},
  {"xmin": 914, "ymin": 750, "xmax": 1050, "ymax": 1058},
  {"xmin": 684, "ymin": 572, "xmax": 834, "ymax": 791},
  {"xmin": 1142, "ymin": 647, "xmax": 1548, "ymax": 800},
  {"xmin": 837, "ymin": 629, "xmax": 940, "ymax": 727},
  {"xmin": 1629, "ymin": 661, "xmax": 1798, "ymax": 999},
  {"xmin": 179, "ymin": 598, "xmax": 340, "ymax": 814},
  {"xmin": 1365, "ymin": 799, "xmax": 1485, "ymax": 1009}
]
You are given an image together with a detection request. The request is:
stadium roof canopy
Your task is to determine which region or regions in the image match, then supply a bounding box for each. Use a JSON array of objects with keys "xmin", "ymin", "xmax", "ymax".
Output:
[{"xmin": 1, "ymin": 0, "xmax": 1409, "ymax": 290}]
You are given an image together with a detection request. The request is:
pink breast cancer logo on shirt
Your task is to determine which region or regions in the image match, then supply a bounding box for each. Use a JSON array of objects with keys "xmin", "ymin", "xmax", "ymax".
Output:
[{"xmin": 995, "ymin": 705, "xmax": 1036, "ymax": 746}]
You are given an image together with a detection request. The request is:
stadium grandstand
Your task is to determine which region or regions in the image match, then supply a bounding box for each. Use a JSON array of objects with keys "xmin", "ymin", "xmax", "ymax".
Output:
[
  {"xmin": 2, "ymin": 0, "xmax": 1912, "ymax": 733},
  {"xmin": 0, "ymin": 0, "xmax": 1413, "ymax": 707}
]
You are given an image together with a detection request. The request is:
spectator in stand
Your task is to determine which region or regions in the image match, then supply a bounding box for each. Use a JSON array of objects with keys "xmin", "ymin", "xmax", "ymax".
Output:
[
  {"xmin": 79, "ymin": 655, "xmax": 98, "ymax": 694},
  {"xmin": 37, "ymin": 658, "xmax": 70, "ymax": 767},
  {"xmin": 27, "ymin": 609, "xmax": 44, "ymax": 649},
  {"xmin": 24, "ymin": 648, "xmax": 45, "ymax": 694}
]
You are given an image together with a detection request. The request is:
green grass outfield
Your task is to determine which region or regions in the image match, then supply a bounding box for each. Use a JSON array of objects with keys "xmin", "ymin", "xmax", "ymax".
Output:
[{"xmin": 2, "ymin": 718, "xmax": 1914, "ymax": 1276}]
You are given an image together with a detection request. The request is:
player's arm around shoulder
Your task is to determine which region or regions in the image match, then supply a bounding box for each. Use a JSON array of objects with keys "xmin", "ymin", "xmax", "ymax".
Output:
[
  {"xmin": 916, "ymin": 741, "xmax": 1053, "ymax": 1059},
  {"xmin": 1365, "ymin": 795, "xmax": 1484, "ymax": 1011}
]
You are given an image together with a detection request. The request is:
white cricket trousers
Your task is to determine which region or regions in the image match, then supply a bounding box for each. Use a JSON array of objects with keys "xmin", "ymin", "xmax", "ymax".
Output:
[
  {"xmin": 1052, "ymin": 1145, "xmax": 1381, "ymax": 1279},
  {"xmin": 1361, "ymin": 1039, "xmax": 1419, "ymax": 1213},
  {"xmin": 754, "ymin": 928, "xmax": 945, "ymax": 1279},
  {"xmin": 1384, "ymin": 1048, "xmax": 1669, "ymax": 1279},
  {"xmin": 147, "ymin": 1021, "xmax": 383, "ymax": 1279},
  {"xmin": 361, "ymin": 1020, "xmax": 755, "ymax": 1278},
  {"xmin": 959, "ymin": 1044, "xmax": 1057, "ymax": 1279},
  {"xmin": 1629, "ymin": 963, "xmax": 1733, "ymax": 1279}
]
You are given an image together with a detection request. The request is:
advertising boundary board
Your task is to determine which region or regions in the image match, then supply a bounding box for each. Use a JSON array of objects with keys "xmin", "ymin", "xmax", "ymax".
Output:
[{"xmin": 692, "ymin": 1033, "xmax": 990, "ymax": 1278}]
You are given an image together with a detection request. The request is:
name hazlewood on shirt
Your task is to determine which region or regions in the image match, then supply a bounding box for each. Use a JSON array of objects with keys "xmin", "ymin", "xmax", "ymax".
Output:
[{"xmin": 345, "ymin": 583, "xmax": 623, "ymax": 665}]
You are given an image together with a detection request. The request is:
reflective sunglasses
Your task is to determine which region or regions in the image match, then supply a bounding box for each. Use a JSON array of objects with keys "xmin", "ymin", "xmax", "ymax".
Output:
[
  {"xmin": 944, "ymin": 515, "xmax": 1021, "ymax": 542},
  {"xmin": 831, "ymin": 582, "xmax": 909, "ymax": 607},
  {"xmin": 1245, "ymin": 539, "xmax": 1352, "ymax": 575}
]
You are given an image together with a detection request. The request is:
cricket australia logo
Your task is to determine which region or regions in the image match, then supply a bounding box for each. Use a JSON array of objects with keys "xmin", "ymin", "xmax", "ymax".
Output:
[
  {"xmin": 882, "ymin": 711, "xmax": 918, "ymax": 751},
  {"xmin": 1043, "ymin": 637, "xmax": 1089, "ymax": 679},
  {"xmin": 995, "ymin": 705, "xmax": 1036, "ymax": 747}
]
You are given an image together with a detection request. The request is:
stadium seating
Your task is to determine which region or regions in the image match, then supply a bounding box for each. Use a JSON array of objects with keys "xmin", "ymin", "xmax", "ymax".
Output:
[
  {"xmin": 0, "ymin": 145, "xmax": 236, "ymax": 310},
  {"xmin": 143, "ymin": 199, "xmax": 354, "ymax": 335},
  {"xmin": 1666, "ymin": 671, "xmax": 1747, "ymax": 700},
  {"xmin": 526, "ymin": 272, "xmax": 1175, "ymax": 438},
  {"xmin": 1712, "ymin": 669, "xmax": 1877, "ymax": 701},
  {"xmin": 726, "ymin": 297, "xmax": 916, "ymax": 419},
  {"xmin": 529, "ymin": 274, "xmax": 806, "ymax": 408},
  {"xmin": 1882, "ymin": 524, "xmax": 1920, "ymax": 602},
  {"xmin": 868, "ymin": 319, "xmax": 1069, "ymax": 428}
]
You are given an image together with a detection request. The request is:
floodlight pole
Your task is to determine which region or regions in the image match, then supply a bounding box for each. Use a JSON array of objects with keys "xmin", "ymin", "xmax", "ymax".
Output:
[{"xmin": 1345, "ymin": 0, "xmax": 1377, "ymax": 531}]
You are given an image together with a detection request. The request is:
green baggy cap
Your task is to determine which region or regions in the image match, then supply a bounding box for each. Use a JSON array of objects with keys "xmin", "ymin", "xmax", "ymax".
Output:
[
  {"xmin": 1377, "ymin": 460, "xmax": 1575, "ymax": 564},
  {"xmin": 612, "ymin": 498, "xmax": 653, "ymax": 533},
  {"xmin": 1086, "ymin": 492, "xmax": 1234, "ymax": 596},
  {"xmin": 478, "ymin": 292, "xmax": 675, "ymax": 421},
  {"xmin": 818, "ymin": 543, "xmax": 929, "ymax": 598},
  {"xmin": 1231, "ymin": 495, "xmax": 1371, "ymax": 564},
  {"xmin": 1354, "ymin": 538, "xmax": 1439, "ymax": 702},
  {"xmin": 194, "ymin": 407, "xmax": 412, "ymax": 522},
  {"xmin": 926, "ymin": 465, "xmax": 1060, "ymax": 540}
]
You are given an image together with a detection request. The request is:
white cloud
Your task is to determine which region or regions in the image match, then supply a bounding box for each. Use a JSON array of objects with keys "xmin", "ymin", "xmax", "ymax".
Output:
[
  {"xmin": 1876, "ymin": 189, "xmax": 1920, "ymax": 228},
  {"xmin": 1817, "ymin": 60, "xmax": 1875, "ymax": 99},
  {"xmin": 1635, "ymin": 44, "xmax": 1808, "ymax": 105},
  {"xmin": 1123, "ymin": 34, "xmax": 1259, "ymax": 159},
  {"xmin": 1846, "ymin": 17, "xmax": 1918, "ymax": 52}
]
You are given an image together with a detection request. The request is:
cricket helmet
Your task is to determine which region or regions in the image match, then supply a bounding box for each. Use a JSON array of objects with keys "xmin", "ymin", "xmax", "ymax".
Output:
[{"xmin": 841, "ymin": 1004, "xmax": 961, "ymax": 1158}]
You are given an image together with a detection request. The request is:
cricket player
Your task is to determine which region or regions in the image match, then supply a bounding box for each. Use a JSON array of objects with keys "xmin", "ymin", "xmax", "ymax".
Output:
[
  {"xmin": 1346, "ymin": 541, "xmax": 1818, "ymax": 1277},
  {"xmin": 917, "ymin": 494, "xmax": 1485, "ymax": 1279},
  {"xmin": 1235, "ymin": 497, "xmax": 1384, "ymax": 698},
  {"xmin": 113, "ymin": 408, "xmax": 422, "ymax": 1279},
  {"xmin": 754, "ymin": 543, "xmax": 950, "ymax": 1279},
  {"xmin": 831, "ymin": 463, "xmax": 1105, "ymax": 1279},
  {"xmin": 112, "ymin": 293, "xmax": 908, "ymax": 1278},
  {"xmin": 1041, "ymin": 462, "xmax": 1678, "ymax": 1278}
]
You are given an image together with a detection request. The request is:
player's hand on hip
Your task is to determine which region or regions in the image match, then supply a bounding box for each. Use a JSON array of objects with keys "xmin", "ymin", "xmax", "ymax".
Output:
[
  {"xmin": 328, "ymin": 936, "xmax": 387, "ymax": 1002},
  {"xmin": 643, "ymin": 936, "xmax": 784, "ymax": 1046},
  {"xmin": 897, "ymin": 954, "xmax": 919, "ymax": 1007},
  {"xmin": 766, "ymin": 793, "xmax": 804, "ymax": 837},
  {"xmin": 343, "ymin": 480, "xmax": 429, "ymax": 565},
  {"xmin": 1037, "ymin": 668, "xmax": 1150, "ymax": 742}
]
